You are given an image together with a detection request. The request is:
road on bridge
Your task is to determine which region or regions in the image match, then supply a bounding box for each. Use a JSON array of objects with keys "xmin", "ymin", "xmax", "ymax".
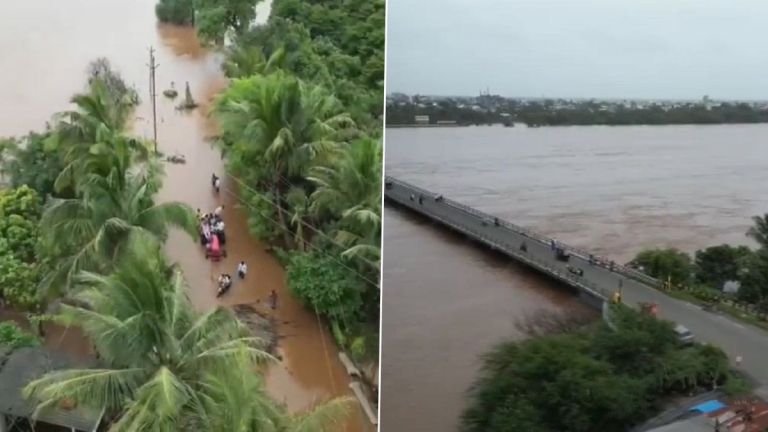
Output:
[{"xmin": 385, "ymin": 177, "xmax": 768, "ymax": 393}]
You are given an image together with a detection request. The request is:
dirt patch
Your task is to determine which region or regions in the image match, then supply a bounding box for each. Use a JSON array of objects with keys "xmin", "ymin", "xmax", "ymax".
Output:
[{"xmin": 232, "ymin": 304, "xmax": 277, "ymax": 354}]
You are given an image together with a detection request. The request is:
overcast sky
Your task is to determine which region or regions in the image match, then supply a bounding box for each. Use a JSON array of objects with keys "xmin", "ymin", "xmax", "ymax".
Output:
[{"xmin": 386, "ymin": 0, "xmax": 768, "ymax": 99}]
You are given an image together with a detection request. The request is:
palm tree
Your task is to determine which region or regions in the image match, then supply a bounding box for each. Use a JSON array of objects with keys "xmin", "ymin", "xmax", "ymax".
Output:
[
  {"xmin": 213, "ymin": 72, "xmax": 354, "ymax": 245},
  {"xmin": 39, "ymin": 162, "xmax": 197, "ymax": 295},
  {"xmin": 747, "ymin": 214, "xmax": 768, "ymax": 251},
  {"xmin": 24, "ymin": 236, "xmax": 276, "ymax": 430},
  {"xmin": 309, "ymin": 139, "xmax": 382, "ymax": 269},
  {"xmin": 50, "ymin": 76, "xmax": 149, "ymax": 193},
  {"xmin": 223, "ymin": 45, "xmax": 286, "ymax": 78},
  {"xmin": 285, "ymin": 186, "xmax": 312, "ymax": 251},
  {"xmin": 26, "ymin": 236, "xmax": 350, "ymax": 430},
  {"xmin": 190, "ymin": 366, "xmax": 352, "ymax": 431}
]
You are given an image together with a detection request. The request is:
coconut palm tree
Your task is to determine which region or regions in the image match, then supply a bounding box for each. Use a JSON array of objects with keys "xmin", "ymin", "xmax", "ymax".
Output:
[
  {"xmin": 50, "ymin": 76, "xmax": 148, "ymax": 194},
  {"xmin": 309, "ymin": 139, "xmax": 382, "ymax": 269},
  {"xmin": 24, "ymin": 236, "xmax": 276, "ymax": 430},
  {"xmin": 223, "ymin": 45, "xmax": 286, "ymax": 78},
  {"xmin": 27, "ymin": 236, "xmax": 349, "ymax": 431},
  {"xmin": 39, "ymin": 162, "xmax": 197, "ymax": 295},
  {"xmin": 285, "ymin": 186, "xmax": 312, "ymax": 251},
  {"xmin": 213, "ymin": 72, "xmax": 354, "ymax": 245},
  {"xmin": 189, "ymin": 366, "xmax": 352, "ymax": 432}
]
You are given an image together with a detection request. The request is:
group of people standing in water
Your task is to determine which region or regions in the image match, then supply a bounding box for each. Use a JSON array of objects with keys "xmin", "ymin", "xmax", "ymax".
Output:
[
  {"xmin": 198, "ymin": 205, "xmax": 226, "ymax": 245},
  {"xmin": 204, "ymin": 173, "xmax": 278, "ymax": 309}
]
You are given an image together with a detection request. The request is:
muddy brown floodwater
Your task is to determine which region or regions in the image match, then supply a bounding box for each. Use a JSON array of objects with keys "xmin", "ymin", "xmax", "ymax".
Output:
[
  {"xmin": 0, "ymin": 1, "xmax": 367, "ymax": 430},
  {"xmin": 381, "ymin": 124, "xmax": 768, "ymax": 431}
]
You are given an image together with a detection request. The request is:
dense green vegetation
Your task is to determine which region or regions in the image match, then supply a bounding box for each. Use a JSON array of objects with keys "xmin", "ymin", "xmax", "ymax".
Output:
[
  {"xmin": 631, "ymin": 214, "xmax": 768, "ymax": 314},
  {"xmin": 0, "ymin": 186, "xmax": 44, "ymax": 309},
  {"xmin": 386, "ymin": 99, "xmax": 768, "ymax": 127},
  {"xmin": 0, "ymin": 60, "xmax": 346, "ymax": 430},
  {"xmin": 461, "ymin": 306, "xmax": 740, "ymax": 432},
  {"xmin": 0, "ymin": 322, "xmax": 40, "ymax": 350},
  {"xmin": 208, "ymin": 0, "xmax": 383, "ymax": 363},
  {"xmin": 155, "ymin": 0, "xmax": 258, "ymax": 42}
]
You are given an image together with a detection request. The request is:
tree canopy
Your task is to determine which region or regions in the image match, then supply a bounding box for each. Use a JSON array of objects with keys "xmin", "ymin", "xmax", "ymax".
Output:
[
  {"xmin": 631, "ymin": 248, "xmax": 693, "ymax": 286},
  {"xmin": 462, "ymin": 306, "xmax": 734, "ymax": 432}
]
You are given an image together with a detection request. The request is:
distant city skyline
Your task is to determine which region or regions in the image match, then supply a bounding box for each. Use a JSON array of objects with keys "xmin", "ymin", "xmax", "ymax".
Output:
[
  {"xmin": 387, "ymin": 92, "xmax": 768, "ymax": 103},
  {"xmin": 386, "ymin": 0, "xmax": 768, "ymax": 100}
]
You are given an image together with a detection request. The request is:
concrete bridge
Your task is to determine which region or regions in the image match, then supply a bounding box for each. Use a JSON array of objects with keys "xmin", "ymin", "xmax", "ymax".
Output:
[{"xmin": 385, "ymin": 176, "xmax": 768, "ymax": 391}]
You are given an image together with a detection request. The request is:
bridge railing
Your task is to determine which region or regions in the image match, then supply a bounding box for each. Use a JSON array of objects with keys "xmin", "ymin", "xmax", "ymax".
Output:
[
  {"xmin": 410, "ymin": 202, "xmax": 611, "ymax": 301},
  {"xmin": 385, "ymin": 176, "xmax": 663, "ymax": 290}
]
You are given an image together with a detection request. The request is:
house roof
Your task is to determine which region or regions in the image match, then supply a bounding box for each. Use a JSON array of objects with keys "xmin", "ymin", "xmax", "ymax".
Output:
[{"xmin": 0, "ymin": 347, "xmax": 104, "ymax": 431}]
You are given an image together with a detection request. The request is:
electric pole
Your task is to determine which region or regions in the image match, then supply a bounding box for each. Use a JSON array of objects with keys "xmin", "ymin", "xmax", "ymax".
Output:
[{"xmin": 147, "ymin": 47, "xmax": 159, "ymax": 153}]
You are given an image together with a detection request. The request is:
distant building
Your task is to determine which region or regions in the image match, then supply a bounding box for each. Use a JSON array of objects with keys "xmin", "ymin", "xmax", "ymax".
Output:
[{"xmin": 414, "ymin": 115, "xmax": 430, "ymax": 125}]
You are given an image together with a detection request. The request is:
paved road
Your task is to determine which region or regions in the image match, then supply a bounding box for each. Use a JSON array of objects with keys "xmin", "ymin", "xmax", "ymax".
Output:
[{"xmin": 385, "ymin": 176, "xmax": 768, "ymax": 391}]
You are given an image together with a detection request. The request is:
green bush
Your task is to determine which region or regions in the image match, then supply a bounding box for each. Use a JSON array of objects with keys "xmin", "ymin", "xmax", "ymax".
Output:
[
  {"xmin": 0, "ymin": 255, "xmax": 40, "ymax": 309},
  {"xmin": 0, "ymin": 187, "xmax": 43, "ymax": 309},
  {"xmin": 0, "ymin": 322, "xmax": 40, "ymax": 349},
  {"xmin": 155, "ymin": 0, "xmax": 194, "ymax": 25},
  {"xmin": 286, "ymin": 251, "xmax": 363, "ymax": 324},
  {"xmin": 461, "ymin": 307, "xmax": 738, "ymax": 432},
  {"xmin": 632, "ymin": 248, "xmax": 693, "ymax": 286},
  {"xmin": 687, "ymin": 285, "xmax": 722, "ymax": 303},
  {"xmin": 241, "ymin": 188, "xmax": 280, "ymax": 244},
  {"xmin": 2, "ymin": 133, "xmax": 66, "ymax": 198},
  {"xmin": 349, "ymin": 336, "xmax": 366, "ymax": 361}
]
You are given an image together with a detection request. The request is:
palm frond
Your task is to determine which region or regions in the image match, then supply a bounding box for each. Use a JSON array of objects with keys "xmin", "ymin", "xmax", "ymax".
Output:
[{"xmin": 287, "ymin": 397, "xmax": 354, "ymax": 432}]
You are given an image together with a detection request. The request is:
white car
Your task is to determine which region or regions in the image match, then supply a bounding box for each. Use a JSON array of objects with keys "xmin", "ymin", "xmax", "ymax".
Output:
[{"xmin": 674, "ymin": 324, "xmax": 694, "ymax": 345}]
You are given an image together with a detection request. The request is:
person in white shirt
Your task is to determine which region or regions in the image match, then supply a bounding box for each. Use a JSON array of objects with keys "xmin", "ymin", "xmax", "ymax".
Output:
[
  {"xmin": 237, "ymin": 261, "xmax": 247, "ymax": 279},
  {"xmin": 214, "ymin": 205, "xmax": 224, "ymax": 216}
]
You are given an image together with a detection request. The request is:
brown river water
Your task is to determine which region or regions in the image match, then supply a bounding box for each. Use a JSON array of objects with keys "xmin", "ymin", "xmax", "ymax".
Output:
[
  {"xmin": 381, "ymin": 124, "xmax": 768, "ymax": 431},
  {"xmin": 0, "ymin": 1, "xmax": 367, "ymax": 430}
]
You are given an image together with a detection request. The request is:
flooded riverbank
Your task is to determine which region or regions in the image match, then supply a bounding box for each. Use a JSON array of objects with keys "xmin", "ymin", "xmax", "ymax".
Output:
[
  {"xmin": 382, "ymin": 124, "xmax": 768, "ymax": 431},
  {"xmin": 0, "ymin": 1, "xmax": 366, "ymax": 430}
]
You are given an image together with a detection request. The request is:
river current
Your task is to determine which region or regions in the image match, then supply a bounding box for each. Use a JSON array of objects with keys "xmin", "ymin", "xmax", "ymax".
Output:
[{"xmin": 381, "ymin": 124, "xmax": 768, "ymax": 431}]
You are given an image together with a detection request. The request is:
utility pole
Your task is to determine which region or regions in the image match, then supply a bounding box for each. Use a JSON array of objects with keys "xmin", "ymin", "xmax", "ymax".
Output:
[{"xmin": 147, "ymin": 47, "xmax": 159, "ymax": 153}]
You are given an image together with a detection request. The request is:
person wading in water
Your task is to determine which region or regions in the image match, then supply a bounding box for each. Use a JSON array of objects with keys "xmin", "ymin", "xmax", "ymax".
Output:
[
  {"xmin": 237, "ymin": 261, "xmax": 247, "ymax": 279},
  {"xmin": 269, "ymin": 290, "xmax": 277, "ymax": 310}
]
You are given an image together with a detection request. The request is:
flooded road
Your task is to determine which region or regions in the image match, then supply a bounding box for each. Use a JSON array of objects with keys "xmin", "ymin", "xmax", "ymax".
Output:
[
  {"xmin": 0, "ymin": 1, "xmax": 365, "ymax": 430},
  {"xmin": 381, "ymin": 124, "xmax": 768, "ymax": 431}
]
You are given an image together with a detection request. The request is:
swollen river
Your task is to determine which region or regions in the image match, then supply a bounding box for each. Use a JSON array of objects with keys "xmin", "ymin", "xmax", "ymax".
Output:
[{"xmin": 381, "ymin": 124, "xmax": 768, "ymax": 431}]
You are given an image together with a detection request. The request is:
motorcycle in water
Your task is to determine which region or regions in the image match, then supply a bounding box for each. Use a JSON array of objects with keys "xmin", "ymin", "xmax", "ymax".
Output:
[{"xmin": 216, "ymin": 275, "xmax": 232, "ymax": 298}]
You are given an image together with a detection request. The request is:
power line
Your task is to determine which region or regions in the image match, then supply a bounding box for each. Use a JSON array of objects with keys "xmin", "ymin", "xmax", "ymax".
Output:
[
  {"xmin": 270, "ymin": 170, "xmax": 381, "ymax": 270},
  {"xmin": 219, "ymin": 182, "xmax": 380, "ymax": 288},
  {"xmin": 227, "ymin": 174, "xmax": 380, "ymax": 271}
]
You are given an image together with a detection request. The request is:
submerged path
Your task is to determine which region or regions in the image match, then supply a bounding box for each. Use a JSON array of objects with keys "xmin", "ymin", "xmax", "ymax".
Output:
[
  {"xmin": 0, "ymin": 0, "xmax": 367, "ymax": 429},
  {"xmin": 385, "ymin": 176, "xmax": 768, "ymax": 394}
]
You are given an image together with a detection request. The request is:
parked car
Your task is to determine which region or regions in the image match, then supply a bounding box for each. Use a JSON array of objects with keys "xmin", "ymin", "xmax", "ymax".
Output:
[{"xmin": 673, "ymin": 324, "xmax": 694, "ymax": 345}]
